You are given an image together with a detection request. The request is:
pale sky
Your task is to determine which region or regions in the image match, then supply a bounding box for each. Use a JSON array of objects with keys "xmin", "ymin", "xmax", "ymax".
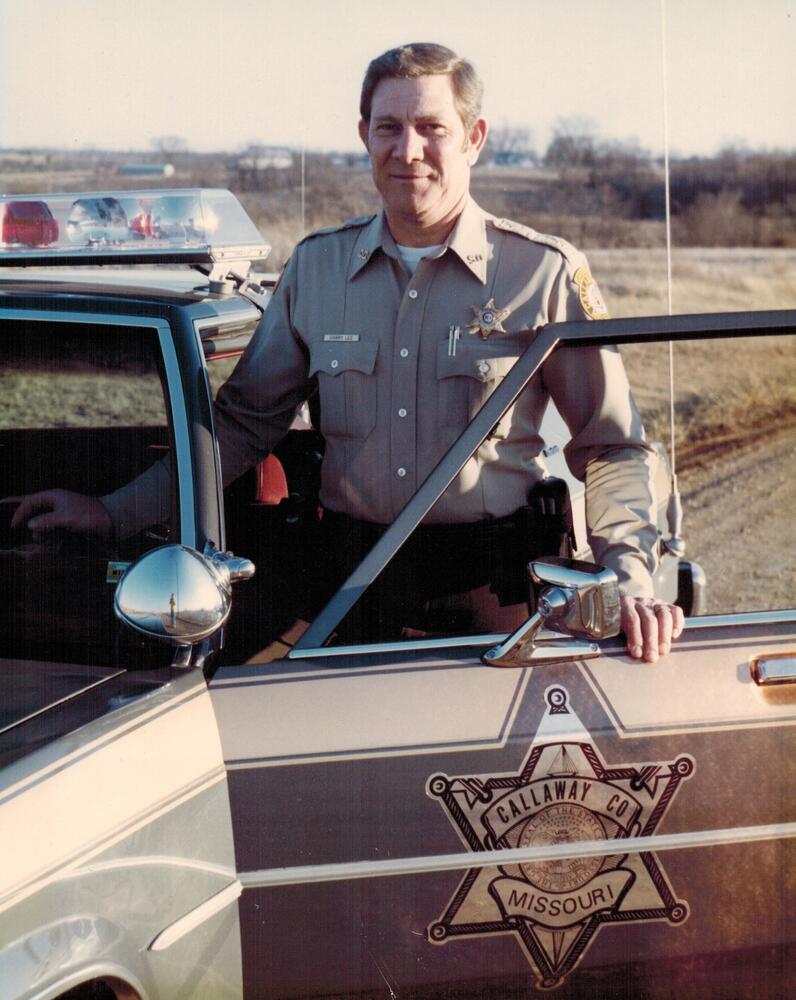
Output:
[{"xmin": 0, "ymin": 0, "xmax": 793, "ymax": 157}]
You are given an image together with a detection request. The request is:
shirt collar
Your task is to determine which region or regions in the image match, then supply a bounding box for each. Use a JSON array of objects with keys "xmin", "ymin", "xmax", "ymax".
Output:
[
  {"xmin": 349, "ymin": 199, "xmax": 490, "ymax": 284},
  {"xmin": 445, "ymin": 198, "xmax": 490, "ymax": 284},
  {"xmin": 349, "ymin": 212, "xmax": 396, "ymax": 279}
]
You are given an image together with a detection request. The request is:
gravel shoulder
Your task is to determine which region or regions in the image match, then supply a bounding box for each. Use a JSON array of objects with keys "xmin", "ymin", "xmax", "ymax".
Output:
[{"xmin": 678, "ymin": 426, "xmax": 796, "ymax": 614}]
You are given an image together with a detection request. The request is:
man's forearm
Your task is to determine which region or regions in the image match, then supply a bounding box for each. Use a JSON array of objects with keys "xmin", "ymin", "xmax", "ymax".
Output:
[
  {"xmin": 100, "ymin": 458, "xmax": 171, "ymax": 540},
  {"xmin": 584, "ymin": 446, "xmax": 660, "ymax": 598}
]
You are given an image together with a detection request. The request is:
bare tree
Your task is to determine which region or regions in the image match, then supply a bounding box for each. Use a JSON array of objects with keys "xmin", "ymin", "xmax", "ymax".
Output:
[
  {"xmin": 544, "ymin": 117, "xmax": 598, "ymax": 171},
  {"xmin": 151, "ymin": 135, "xmax": 188, "ymax": 158},
  {"xmin": 484, "ymin": 123, "xmax": 536, "ymax": 165}
]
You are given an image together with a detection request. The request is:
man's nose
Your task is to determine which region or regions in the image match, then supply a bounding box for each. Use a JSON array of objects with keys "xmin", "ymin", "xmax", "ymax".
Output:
[{"xmin": 393, "ymin": 126, "xmax": 423, "ymax": 162}]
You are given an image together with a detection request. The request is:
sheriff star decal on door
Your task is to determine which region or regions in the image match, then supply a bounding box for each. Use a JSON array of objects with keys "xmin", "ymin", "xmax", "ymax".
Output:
[{"xmin": 426, "ymin": 686, "xmax": 694, "ymax": 991}]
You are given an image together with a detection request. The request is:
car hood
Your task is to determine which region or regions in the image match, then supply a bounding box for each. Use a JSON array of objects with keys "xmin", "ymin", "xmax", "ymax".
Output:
[{"xmin": 0, "ymin": 659, "xmax": 124, "ymax": 760}]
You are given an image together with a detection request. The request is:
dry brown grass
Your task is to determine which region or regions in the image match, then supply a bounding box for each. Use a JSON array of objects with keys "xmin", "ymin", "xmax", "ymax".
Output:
[
  {"xmin": 590, "ymin": 247, "xmax": 796, "ymax": 318},
  {"xmin": 0, "ymin": 370, "xmax": 165, "ymax": 429},
  {"xmin": 588, "ymin": 248, "xmax": 796, "ymax": 468}
]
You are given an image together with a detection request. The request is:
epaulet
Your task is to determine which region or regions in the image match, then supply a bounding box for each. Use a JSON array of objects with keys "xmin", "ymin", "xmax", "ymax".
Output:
[
  {"xmin": 491, "ymin": 218, "xmax": 584, "ymax": 267},
  {"xmin": 297, "ymin": 214, "xmax": 376, "ymax": 246},
  {"xmin": 493, "ymin": 217, "xmax": 608, "ymax": 319}
]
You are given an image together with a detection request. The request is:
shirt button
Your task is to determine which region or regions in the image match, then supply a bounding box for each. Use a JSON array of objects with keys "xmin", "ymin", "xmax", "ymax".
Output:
[
  {"xmin": 330, "ymin": 359, "xmax": 339, "ymax": 369},
  {"xmin": 397, "ymin": 467, "xmax": 407, "ymax": 478},
  {"xmin": 399, "ymin": 348, "xmax": 409, "ymax": 358},
  {"xmin": 478, "ymin": 362, "xmax": 490, "ymax": 375},
  {"xmin": 408, "ymin": 289, "xmax": 418, "ymax": 299},
  {"xmin": 398, "ymin": 407, "xmax": 407, "ymax": 418}
]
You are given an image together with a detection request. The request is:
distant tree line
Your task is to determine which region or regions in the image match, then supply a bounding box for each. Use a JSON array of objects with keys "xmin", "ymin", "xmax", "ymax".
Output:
[
  {"xmin": 3, "ymin": 125, "xmax": 793, "ymax": 248},
  {"xmin": 534, "ymin": 118, "xmax": 796, "ymax": 245}
]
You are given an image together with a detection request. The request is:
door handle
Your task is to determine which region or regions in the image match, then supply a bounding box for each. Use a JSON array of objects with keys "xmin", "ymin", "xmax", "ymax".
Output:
[{"xmin": 751, "ymin": 652, "xmax": 796, "ymax": 686}]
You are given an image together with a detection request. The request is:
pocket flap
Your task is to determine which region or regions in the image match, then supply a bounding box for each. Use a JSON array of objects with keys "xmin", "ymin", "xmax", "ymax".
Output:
[
  {"xmin": 436, "ymin": 340, "xmax": 518, "ymax": 382},
  {"xmin": 309, "ymin": 339, "xmax": 379, "ymax": 378}
]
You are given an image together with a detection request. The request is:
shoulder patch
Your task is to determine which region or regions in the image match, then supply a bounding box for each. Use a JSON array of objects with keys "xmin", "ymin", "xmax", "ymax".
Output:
[
  {"xmin": 573, "ymin": 266, "xmax": 610, "ymax": 320},
  {"xmin": 297, "ymin": 214, "xmax": 376, "ymax": 246},
  {"xmin": 491, "ymin": 218, "xmax": 582, "ymax": 265}
]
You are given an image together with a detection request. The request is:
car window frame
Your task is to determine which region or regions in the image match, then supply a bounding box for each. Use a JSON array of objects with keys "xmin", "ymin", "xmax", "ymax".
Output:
[
  {"xmin": 0, "ymin": 308, "xmax": 191, "ymax": 546},
  {"xmin": 292, "ymin": 307, "xmax": 796, "ymax": 656}
]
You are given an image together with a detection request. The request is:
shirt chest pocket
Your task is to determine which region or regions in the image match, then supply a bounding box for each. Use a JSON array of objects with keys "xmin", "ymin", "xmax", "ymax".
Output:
[
  {"xmin": 436, "ymin": 341, "xmax": 519, "ymax": 430},
  {"xmin": 308, "ymin": 338, "xmax": 380, "ymax": 440}
]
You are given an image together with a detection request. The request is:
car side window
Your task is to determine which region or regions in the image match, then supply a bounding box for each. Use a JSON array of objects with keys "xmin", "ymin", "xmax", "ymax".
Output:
[{"xmin": 0, "ymin": 319, "xmax": 177, "ymax": 666}]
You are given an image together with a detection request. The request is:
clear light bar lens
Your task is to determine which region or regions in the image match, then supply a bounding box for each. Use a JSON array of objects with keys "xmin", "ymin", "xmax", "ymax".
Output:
[{"xmin": 0, "ymin": 188, "xmax": 268, "ymax": 260}]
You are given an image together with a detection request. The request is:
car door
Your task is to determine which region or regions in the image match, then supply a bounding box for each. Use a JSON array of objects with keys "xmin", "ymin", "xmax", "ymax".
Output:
[
  {"xmin": 0, "ymin": 302, "xmax": 242, "ymax": 1000},
  {"xmin": 209, "ymin": 310, "xmax": 796, "ymax": 999}
]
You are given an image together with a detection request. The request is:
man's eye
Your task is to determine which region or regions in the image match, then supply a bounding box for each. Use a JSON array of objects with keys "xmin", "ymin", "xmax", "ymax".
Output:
[{"xmin": 420, "ymin": 123, "xmax": 446, "ymax": 135}]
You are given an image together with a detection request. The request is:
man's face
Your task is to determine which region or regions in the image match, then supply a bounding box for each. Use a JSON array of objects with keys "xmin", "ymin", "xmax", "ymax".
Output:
[{"xmin": 359, "ymin": 74, "xmax": 487, "ymax": 242}]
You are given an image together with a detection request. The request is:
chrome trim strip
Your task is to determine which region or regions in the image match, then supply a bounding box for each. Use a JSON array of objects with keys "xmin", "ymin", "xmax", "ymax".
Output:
[
  {"xmin": 288, "ymin": 633, "xmax": 504, "ymax": 660},
  {"xmin": 238, "ymin": 821, "xmax": 796, "ymax": 889},
  {"xmin": 0, "ymin": 308, "xmax": 195, "ymax": 550},
  {"xmin": 288, "ymin": 610, "xmax": 796, "ymax": 660},
  {"xmin": 192, "ymin": 313, "xmax": 253, "ymax": 549},
  {"xmin": 148, "ymin": 879, "xmax": 242, "ymax": 951},
  {"xmin": 157, "ymin": 324, "xmax": 196, "ymax": 550},
  {"xmin": 684, "ymin": 609, "xmax": 796, "ymax": 629}
]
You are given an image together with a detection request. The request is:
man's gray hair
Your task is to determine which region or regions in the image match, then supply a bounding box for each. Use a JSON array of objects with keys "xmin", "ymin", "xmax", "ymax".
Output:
[{"xmin": 360, "ymin": 42, "xmax": 484, "ymax": 132}]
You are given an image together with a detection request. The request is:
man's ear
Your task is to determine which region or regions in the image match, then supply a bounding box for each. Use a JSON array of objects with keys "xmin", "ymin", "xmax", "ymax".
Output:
[
  {"xmin": 358, "ymin": 118, "xmax": 370, "ymax": 150},
  {"xmin": 467, "ymin": 117, "xmax": 488, "ymax": 165}
]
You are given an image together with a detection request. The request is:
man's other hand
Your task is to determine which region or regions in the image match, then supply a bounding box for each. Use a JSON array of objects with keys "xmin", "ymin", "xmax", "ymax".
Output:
[
  {"xmin": 620, "ymin": 595, "xmax": 684, "ymax": 662},
  {"xmin": 8, "ymin": 490, "xmax": 112, "ymax": 541}
]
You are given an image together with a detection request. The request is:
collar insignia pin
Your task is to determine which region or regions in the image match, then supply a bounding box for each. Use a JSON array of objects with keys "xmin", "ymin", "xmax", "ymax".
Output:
[{"xmin": 468, "ymin": 297, "xmax": 510, "ymax": 339}]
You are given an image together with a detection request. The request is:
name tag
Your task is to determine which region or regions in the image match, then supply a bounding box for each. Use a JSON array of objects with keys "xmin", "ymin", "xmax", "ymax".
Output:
[{"xmin": 323, "ymin": 334, "xmax": 360, "ymax": 343}]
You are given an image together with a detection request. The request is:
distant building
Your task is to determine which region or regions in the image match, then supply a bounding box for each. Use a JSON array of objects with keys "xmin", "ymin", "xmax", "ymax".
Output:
[
  {"xmin": 119, "ymin": 163, "xmax": 176, "ymax": 178},
  {"xmin": 0, "ymin": 151, "xmax": 50, "ymax": 170},
  {"xmin": 329, "ymin": 152, "xmax": 370, "ymax": 170},
  {"xmin": 232, "ymin": 148, "xmax": 293, "ymax": 171}
]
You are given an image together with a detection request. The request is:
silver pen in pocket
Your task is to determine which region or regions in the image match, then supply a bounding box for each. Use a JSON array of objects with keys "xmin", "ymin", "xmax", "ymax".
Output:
[{"xmin": 448, "ymin": 325, "xmax": 461, "ymax": 356}]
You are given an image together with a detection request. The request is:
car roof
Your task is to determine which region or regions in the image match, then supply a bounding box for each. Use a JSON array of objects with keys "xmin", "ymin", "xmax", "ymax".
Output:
[
  {"xmin": 0, "ymin": 266, "xmax": 263, "ymax": 317},
  {"xmin": 2, "ymin": 266, "xmax": 217, "ymax": 300}
]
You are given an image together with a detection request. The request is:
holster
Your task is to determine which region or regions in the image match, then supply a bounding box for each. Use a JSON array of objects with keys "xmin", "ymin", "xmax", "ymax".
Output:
[{"xmin": 491, "ymin": 477, "xmax": 575, "ymax": 607}]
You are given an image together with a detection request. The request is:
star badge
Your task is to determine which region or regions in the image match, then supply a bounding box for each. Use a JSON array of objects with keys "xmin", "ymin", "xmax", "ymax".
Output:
[
  {"xmin": 467, "ymin": 298, "xmax": 511, "ymax": 339},
  {"xmin": 426, "ymin": 686, "xmax": 693, "ymax": 991}
]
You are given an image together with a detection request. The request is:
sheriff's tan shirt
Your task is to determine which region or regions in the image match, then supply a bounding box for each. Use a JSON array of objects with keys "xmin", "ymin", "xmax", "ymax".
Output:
[
  {"xmin": 104, "ymin": 200, "xmax": 659, "ymax": 596},
  {"xmin": 213, "ymin": 200, "xmax": 658, "ymax": 595}
]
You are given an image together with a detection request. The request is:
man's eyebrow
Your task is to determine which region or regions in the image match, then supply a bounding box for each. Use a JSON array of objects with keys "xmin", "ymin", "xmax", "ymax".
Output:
[{"xmin": 371, "ymin": 111, "xmax": 446, "ymax": 125}]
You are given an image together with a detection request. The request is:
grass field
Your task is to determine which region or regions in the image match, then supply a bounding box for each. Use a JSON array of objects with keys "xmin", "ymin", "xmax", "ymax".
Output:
[{"xmin": 590, "ymin": 248, "xmax": 796, "ymax": 468}]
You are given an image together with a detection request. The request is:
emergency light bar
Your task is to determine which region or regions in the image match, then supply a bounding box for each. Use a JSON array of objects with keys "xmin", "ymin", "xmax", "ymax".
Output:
[{"xmin": 0, "ymin": 188, "xmax": 271, "ymax": 269}]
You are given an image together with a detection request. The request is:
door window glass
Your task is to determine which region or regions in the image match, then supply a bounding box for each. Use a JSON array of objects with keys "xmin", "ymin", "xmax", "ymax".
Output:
[{"xmin": 0, "ymin": 320, "xmax": 177, "ymax": 666}]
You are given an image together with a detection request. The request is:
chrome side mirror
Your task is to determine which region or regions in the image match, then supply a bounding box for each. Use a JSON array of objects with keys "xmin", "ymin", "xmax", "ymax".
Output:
[
  {"xmin": 482, "ymin": 557, "xmax": 620, "ymax": 667},
  {"xmin": 114, "ymin": 543, "xmax": 254, "ymax": 645}
]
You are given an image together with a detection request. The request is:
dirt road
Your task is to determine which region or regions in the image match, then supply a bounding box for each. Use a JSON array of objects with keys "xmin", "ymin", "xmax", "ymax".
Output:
[{"xmin": 678, "ymin": 425, "xmax": 796, "ymax": 614}]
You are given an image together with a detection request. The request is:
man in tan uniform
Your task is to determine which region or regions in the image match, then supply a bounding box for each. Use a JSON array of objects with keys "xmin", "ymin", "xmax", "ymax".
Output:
[{"xmin": 13, "ymin": 42, "xmax": 682, "ymax": 661}]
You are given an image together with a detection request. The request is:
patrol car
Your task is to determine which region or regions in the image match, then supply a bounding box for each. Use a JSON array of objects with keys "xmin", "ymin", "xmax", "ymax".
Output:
[{"xmin": 0, "ymin": 189, "xmax": 793, "ymax": 999}]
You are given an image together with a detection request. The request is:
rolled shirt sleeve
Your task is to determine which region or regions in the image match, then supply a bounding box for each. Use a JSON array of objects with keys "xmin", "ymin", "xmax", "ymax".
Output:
[{"xmin": 542, "ymin": 256, "xmax": 659, "ymax": 597}]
